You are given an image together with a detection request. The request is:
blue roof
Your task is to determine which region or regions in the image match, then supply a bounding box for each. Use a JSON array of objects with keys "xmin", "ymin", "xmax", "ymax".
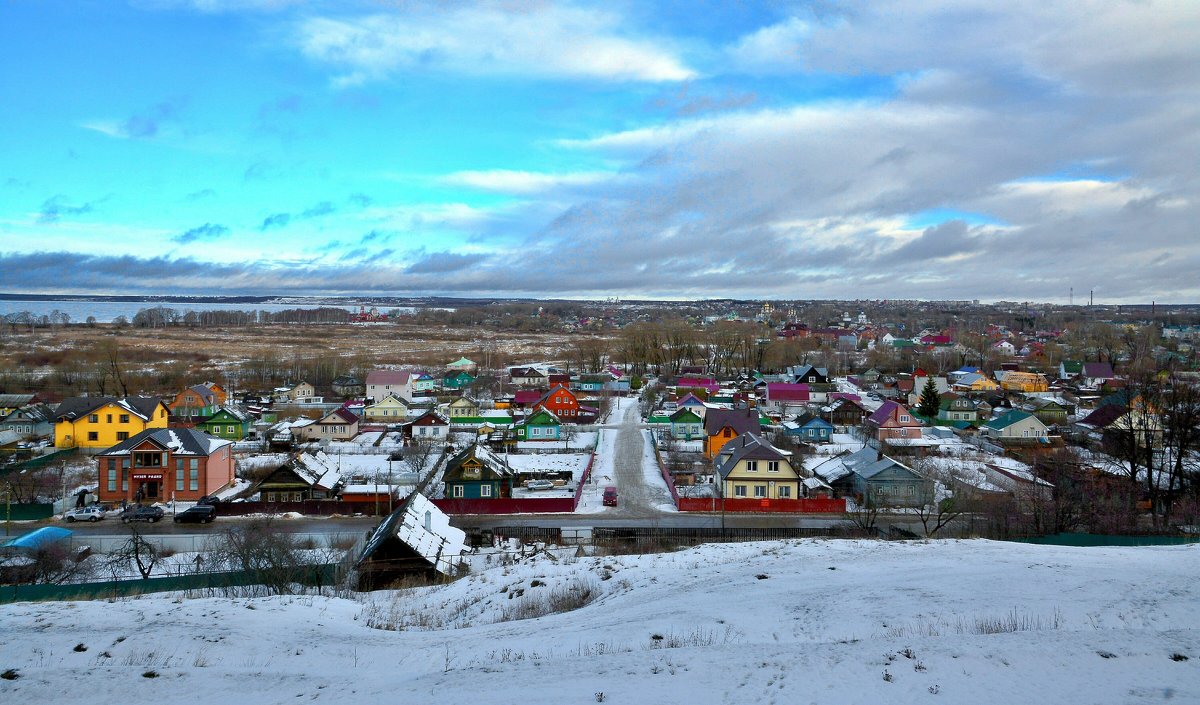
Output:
[{"xmin": 2, "ymin": 526, "xmax": 72, "ymax": 550}]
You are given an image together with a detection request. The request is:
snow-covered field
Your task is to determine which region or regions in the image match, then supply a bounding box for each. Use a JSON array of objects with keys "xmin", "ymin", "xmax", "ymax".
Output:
[{"xmin": 2, "ymin": 539, "xmax": 1197, "ymax": 704}]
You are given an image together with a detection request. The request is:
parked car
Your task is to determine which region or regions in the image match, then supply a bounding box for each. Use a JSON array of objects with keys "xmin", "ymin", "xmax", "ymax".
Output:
[
  {"xmin": 603, "ymin": 486, "xmax": 618, "ymax": 506},
  {"xmin": 196, "ymin": 495, "xmax": 222, "ymax": 506},
  {"xmin": 174, "ymin": 505, "xmax": 216, "ymax": 524},
  {"xmin": 525, "ymin": 479, "xmax": 554, "ymax": 491},
  {"xmin": 63, "ymin": 505, "xmax": 106, "ymax": 523},
  {"xmin": 121, "ymin": 505, "xmax": 165, "ymax": 523}
]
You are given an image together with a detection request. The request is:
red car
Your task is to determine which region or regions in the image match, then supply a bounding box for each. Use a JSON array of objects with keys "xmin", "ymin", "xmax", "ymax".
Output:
[{"xmin": 602, "ymin": 486, "xmax": 618, "ymax": 506}]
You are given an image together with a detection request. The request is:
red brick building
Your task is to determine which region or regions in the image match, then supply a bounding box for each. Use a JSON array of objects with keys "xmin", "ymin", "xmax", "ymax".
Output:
[{"xmin": 96, "ymin": 428, "xmax": 234, "ymax": 504}]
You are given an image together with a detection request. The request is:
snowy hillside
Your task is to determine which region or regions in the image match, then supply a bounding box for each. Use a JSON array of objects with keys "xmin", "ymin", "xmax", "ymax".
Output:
[{"xmin": 2, "ymin": 539, "xmax": 1198, "ymax": 704}]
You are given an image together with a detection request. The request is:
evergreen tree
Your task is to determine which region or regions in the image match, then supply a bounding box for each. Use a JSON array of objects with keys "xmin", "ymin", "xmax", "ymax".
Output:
[{"xmin": 917, "ymin": 378, "xmax": 940, "ymax": 419}]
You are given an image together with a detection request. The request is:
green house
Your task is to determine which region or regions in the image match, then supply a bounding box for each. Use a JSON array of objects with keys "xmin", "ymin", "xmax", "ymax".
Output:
[
  {"xmin": 195, "ymin": 406, "xmax": 251, "ymax": 441},
  {"xmin": 515, "ymin": 408, "xmax": 562, "ymax": 441},
  {"xmin": 443, "ymin": 370, "xmax": 476, "ymax": 389},
  {"xmin": 668, "ymin": 408, "xmax": 704, "ymax": 440},
  {"xmin": 442, "ymin": 444, "xmax": 512, "ymax": 500}
]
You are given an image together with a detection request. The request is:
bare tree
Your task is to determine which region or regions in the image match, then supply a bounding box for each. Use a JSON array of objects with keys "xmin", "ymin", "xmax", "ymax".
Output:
[
  {"xmin": 104, "ymin": 524, "xmax": 161, "ymax": 580},
  {"xmin": 401, "ymin": 437, "xmax": 441, "ymax": 482},
  {"xmin": 912, "ymin": 461, "xmax": 969, "ymax": 538},
  {"xmin": 208, "ymin": 518, "xmax": 305, "ymax": 596}
]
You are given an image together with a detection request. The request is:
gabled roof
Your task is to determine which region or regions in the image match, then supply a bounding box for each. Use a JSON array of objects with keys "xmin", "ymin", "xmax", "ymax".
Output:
[
  {"xmin": 520, "ymin": 407, "xmax": 561, "ymax": 425},
  {"xmin": 367, "ymin": 393, "xmax": 411, "ymax": 408},
  {"xmin": 54, "ymin": 396, "xmax": 164, "ymax": 422},
  {"xmin": 1078, "ymin": 403, "xmax": 1126, "ymax": 429},
  {"xmin": 839, "ymin": 447, "xmax": 923, "ymax": 481},
  {"xmin": 714, "ymin": 433, "xmax": 790, "ymax": 479},
  {"xmin": 1060, "ymin": 360, "xmax": 1083, "ymax": 374},
  {"xmin": 669, "ymin": 407, "xmax": 703, "ymax": 423},
  {"xmin": 703, "ymin": 407, "xmax": 759, "ymax": 436},
  {"xmin": 868, "ymin": 400, "xmax": 914, "ymax": 426},
  {"xmin": 410, "ymin": 409, "xmax": 450, "ymax": 426},
  {"xmin": 286, "ymin": 451, "xmax": 343, "ymax": 490},
  {"xmin": 0, "ymin": 393, "xmax": 36, "ymax": 408},
  {"xmin": 97, "ymin": 427, "xmax": 232, "ymax": 457},
  {"xmin": 366, "ymin": 369, "xmax": 412, "ymax": 386},
  {"xmin": 1082, "ymin": 362, "xmax": 1115, "ymax": 379},
  {"xmin": 2, "ymin": 402, "xmax": 54, "ymax": 423},
  {"xmin": 444, "ymin": 443, "xmax": 512, "ymax": 478},
  {"xmin": 984, "ymin": 409, "xmax": 1040, "ymax": 430},
  {"xmin": 358, "ymin": 493, "xmax": 465, "ymax": 576},
  {"xmin": 791, "ymin": 364, "xmax": 829, "ymax": 380},
  {"xmin": 787, "ymin": 412, "xmax": 833, "ymax": 429},
  {"xmin": 510, "ymin": 367, "xmax": 546, "ymax": 378},
  {"xmin": 203, "ymin": 405, "xmax": 251, "ymax": 423},
  {"xmin": 320, "ymin": 407, "xmax": 359, "ymax": 425},
  {"xmin": 535, "ymin": 385, "xmax": 577, "ymax": 407}
]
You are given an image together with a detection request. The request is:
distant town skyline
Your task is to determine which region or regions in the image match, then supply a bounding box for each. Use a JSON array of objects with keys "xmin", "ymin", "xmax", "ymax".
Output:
[{"xmin": 1, "ymin": 1, "xmax": 1197, "ymax": 303}]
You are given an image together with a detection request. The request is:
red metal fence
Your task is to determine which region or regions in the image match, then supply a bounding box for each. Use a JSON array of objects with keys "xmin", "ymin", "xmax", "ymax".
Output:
[
  {"xmin": 431, "ymin": 497, "xmax": 577, "ymax": 514},
  {"xmin": 676, "ymin": 497, "xmax": 846, "ymax": 514}
]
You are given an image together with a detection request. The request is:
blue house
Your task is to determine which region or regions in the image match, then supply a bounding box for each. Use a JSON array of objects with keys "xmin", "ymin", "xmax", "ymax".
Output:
[{"xmin": 782, "ymin": 412, "xmax": 834, "ymax": 443}]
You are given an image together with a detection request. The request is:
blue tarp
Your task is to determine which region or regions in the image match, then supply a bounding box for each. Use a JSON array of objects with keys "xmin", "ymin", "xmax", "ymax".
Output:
[{"xmin": 1, "ymin": 526, "xmax": 73, "ymax": 550}]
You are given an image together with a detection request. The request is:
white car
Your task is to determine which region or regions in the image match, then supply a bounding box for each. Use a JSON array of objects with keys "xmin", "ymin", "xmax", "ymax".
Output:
[
  {"xmin": 63, "ymin": 505, "xmax": 107, "ymax": 522},
  {"xmin": 525, "ymin": 479, "xmax": 555, "ymax": 491}
]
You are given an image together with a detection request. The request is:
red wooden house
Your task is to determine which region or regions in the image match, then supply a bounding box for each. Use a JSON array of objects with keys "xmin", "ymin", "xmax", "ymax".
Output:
[{"xmin": 535, "ymin": 385, "xmax": 581, "ymax": 420}]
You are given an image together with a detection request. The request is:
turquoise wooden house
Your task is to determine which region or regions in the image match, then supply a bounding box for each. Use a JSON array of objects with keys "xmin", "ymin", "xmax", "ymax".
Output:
[
  {"xmin": 442, "ymin": 444, "xmax": 513, "ymax": 500},
  {"xmin": 412, "ymin": 372, "xmax": 438, "ymax": 394},
  {"xmin": 515, "ymin": 408, "xmax": 562, "ymax": 441},
  {"xmin": 668, "ymin": 408, "xmax": 704, "ymax": 440},
  {"xmin": 783, "ymin": 412, "xmax": 833, "ymax": 443},
  {"xmin": 195, "ymin": 406, "xmax": 252, "ymax": 441},
  {"xmin": 571, "ymin": 374, "xmax": 607, "ymax": 392},
  {"xmin": 443, "ymin": 370, "xmax": 475, "ymax": 390}
]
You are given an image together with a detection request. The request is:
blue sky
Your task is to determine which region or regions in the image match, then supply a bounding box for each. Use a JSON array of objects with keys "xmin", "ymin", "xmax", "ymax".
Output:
[{"xmin": 1, "ymin": 0, "xmax": 1198, "ymax": 302}]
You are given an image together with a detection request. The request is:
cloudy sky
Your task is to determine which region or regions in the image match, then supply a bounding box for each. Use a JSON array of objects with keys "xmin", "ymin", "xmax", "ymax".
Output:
[{"xmin": 1, "ymin": 0, "xmax": 1197, "ymax": 303}]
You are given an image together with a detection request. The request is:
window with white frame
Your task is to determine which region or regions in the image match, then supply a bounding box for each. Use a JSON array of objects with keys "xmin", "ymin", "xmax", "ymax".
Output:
[
  {"xmin": 481, "ymin": 485, "xmax": 492, "ymax": 498},
  {"xmin": 452, "ymin": 485, "xmax": 464, "ymax": 498},
  {"xmin": 754, "ymin": 485, "xmax": 767, "ymax": 498},
  {"xmin": 746, "ymin": 461, "xmax": 758, "ymax": 472},
  {"xmin": 734, "ymin": 485, "xmax": 747, "ymax": 497},
  {"xmin": 768, "ymin": 461, "xmax": 779, "ymax": 472},
  {"xmin": 778, "ymin": 485, "xmax": 791, "ymax": 498}
]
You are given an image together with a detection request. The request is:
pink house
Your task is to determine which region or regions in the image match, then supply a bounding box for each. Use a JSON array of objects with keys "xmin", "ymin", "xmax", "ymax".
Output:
[
  {"xmin": 677, "ymin": 377, "xmax": 720, "ymax": 394},
  {"xmin": 866, "ymin": 401, "xmax": 924, "ymax": 441}
]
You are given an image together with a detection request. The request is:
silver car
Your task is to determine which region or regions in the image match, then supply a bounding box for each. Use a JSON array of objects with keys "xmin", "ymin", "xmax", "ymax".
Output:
[{"xmin": 63, "ymin": 505, "xmax": 106, "ymax": 522}]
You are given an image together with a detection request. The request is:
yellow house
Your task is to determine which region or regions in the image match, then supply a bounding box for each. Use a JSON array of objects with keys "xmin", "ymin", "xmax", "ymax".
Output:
[
  {"xmin": 53, "ymin": 396, "xmax": 169, "ymax": 449},
  {"xmin": 954, "ymin": 373, "xmax": 1000, "ymax": 392},
  {"xmin": 715, "ymin": 433, "xmax": 804, "ymax": 500},
  {"xmin": 363, "ymin": 394, "xmax": 410, "ymax": 422},
  {"xmin": 447, "ymin": 396, "xmax": 480, "ymax": 418},
  {"xmin": 998, "ymin": 371, "xmax": 1049, "ymax": 393}
]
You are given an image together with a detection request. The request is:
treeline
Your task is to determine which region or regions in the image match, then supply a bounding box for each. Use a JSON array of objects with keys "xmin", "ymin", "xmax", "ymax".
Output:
[{"xmin": 128, "ymin": 306, "xmax": 353, "ymax": 328}]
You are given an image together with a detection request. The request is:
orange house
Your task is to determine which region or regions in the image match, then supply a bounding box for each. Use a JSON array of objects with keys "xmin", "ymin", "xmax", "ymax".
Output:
[
  {"xmin": 168, "ymin": 382, "xmax": 227, "ymax": 421},
  {"xmin": 535, "ymin": 385, "xmax": 581, "ymax": 420},
  {"xmin": 703, "ymin": 407, "xmax": 760, "ymax": 459}
]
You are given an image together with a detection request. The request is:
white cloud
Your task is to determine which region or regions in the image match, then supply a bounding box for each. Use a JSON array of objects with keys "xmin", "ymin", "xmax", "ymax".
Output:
[
  {"xmin": 726, "ymin": 17, "xmax": 810, "ymax": 74},
  {"xmin": 440, "ymin": 170, "xmax": 616, "ymax": 196},
  {"xmin": 297, "ymin": 5, "xmax": 695, "ymax": 85}
]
